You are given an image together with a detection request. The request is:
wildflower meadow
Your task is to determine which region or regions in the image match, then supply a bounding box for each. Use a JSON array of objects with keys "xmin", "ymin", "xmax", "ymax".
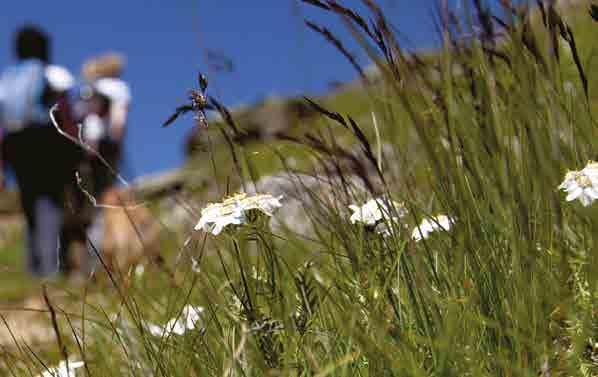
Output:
[{"xmin": 3, "ymin": 0, "xmax": 598, "ymax": 376}]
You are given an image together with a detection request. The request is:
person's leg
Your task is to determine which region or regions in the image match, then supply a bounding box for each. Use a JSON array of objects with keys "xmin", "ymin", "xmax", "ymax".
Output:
[
  {"xmin": 86, "ymin": 140, "xmax": 121, "ymax": 275},
  {"xmin": 31, "ymin": 195, "xmax": 63, "ymax": 277},
  {"xmin": 3, "ymin": 131, "xmax": 42, "ymax": 275},
  {"xmin": 46, "ymin": 128, "xmax": 83, "ymax": 276},
  {"xmin": 20, "ymin": 191, "xmax": 41, "ymax": 275},
  {"xmin": 11, "ymin": 173, "xmax": 62, "ymax": 278},
  {"xmin": 5, "ymin": 128, "xmax": 74, "ymax": 278},
  {"xmin": 94, "ymin": 139, "xmax": 121, "ymax": 199},
  {"xmin": 26, "ymin": 128, "xmax": 70, "ymax": 277},
  {"xmin": 60, "ymin": 175, "xmax": 90, "ymax": 274}
]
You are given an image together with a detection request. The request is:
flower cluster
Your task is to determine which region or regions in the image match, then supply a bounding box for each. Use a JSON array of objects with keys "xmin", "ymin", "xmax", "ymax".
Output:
[
  {"xmin": 559, "ymin": 161, "xmax": 598, "ymax": 207},
  {"xmin": 411, "ymin": 215, "xmax": 454, "ymax": 242},
  {"xmin": 148, "ymin": 305, "xmax": 204, "ymax": 337},
  {"xmin": 194, "ymin": 193, "xmax": 283, "ymax": 235},
  {"xmin": 195, "ymin": 190, "xmax": 459, "ymax": 243},
  {"xmin": 349, "ymin": 196, "xmax": 407, "ymax": 236},
  {"xmin": 348, "ymin": 197, "xmax": 453, "ymax": 241}
]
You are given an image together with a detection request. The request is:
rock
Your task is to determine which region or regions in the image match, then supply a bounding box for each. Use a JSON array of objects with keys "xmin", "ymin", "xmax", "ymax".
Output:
[
  {"xmin": 247, "ymin": 172, "xmax": 373, "ymax": 236},
  {"xmin": 185, "ymin": 96, "xmax": 320, "ymax": 157}
]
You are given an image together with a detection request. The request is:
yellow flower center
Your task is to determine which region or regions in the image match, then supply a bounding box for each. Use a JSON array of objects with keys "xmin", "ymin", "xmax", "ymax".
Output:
[
  {"xmin": 574, "ymin": 172, "xmax": 592, "ymax": 188},
  {"xmin": 222, "ymin": 192, "xmax": 247, "ymax": 204}
]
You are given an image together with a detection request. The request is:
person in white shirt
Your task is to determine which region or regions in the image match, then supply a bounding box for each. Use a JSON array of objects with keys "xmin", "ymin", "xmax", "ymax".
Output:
[
  {"xmin": 74, "ymin": 54, "xmax": 131, "ymax": 274},
  {"xmin": 78, "ymin": 54, "xmax": 131, "ymax": 198}
]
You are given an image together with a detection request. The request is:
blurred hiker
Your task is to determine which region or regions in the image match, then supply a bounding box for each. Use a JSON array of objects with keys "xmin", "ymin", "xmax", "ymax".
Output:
[
  {"xmin": 72, "ymin": 53, "xmax": 131, "ymax": 270},
  {"xmin": 78, "ymin": 53, "xmax": 130, "ymax": 198},
  {"xmin": 0, "ymin": 25, "xmax": 81, "ymax": 277}
]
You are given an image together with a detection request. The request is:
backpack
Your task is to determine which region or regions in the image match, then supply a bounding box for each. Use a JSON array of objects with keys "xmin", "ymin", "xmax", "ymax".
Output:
[{"xmin": 0, "ymin": 59, "xmax": 49, "ymax": 133}]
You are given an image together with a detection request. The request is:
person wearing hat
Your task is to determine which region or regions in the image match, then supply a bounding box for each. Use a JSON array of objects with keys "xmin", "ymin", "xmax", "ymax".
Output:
[
  {"xmin": 78, "ymin": 53, "xmax": 131, "ymax": 198},
  {"xmin": 0, "ymin": 25, "xmax": 81, "ymax": 277},
  {"xmin": 70, "ymin": 54, "xmax": 131, "ymax": 271}
]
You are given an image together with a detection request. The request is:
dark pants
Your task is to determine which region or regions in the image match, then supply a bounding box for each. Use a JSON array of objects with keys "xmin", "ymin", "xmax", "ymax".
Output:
[
  {"xmin": 59, "ymin": 138, "xmax": 121, "ymax": 275},
  {"xmin": 85, "ymin": 138, "xmax": 121, "ymax": 271},
  {"xmin": 2, "ymin": 126, "xmax": 82, "ymax": 277},
  {"xmin": 90, "ymin": 138, "xmax": 121, "ymax": 199}
]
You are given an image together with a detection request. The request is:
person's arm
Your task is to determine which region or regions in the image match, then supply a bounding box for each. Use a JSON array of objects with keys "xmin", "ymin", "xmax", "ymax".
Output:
[
  {"xmin": 45, "ymin": 65, "xmax": 77, "ymax": 138},
  {"xmin": 93, "ymin": 78, "xmax": 130, "ymax": 143},
  {"xmin": 109, "ymin": 101, "xmax": 128, "ymax": 142}
]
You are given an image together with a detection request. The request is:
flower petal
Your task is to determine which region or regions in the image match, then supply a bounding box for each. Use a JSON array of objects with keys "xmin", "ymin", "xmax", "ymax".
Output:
[
  {"xmin": 565, "ymin": 186, "xmax": 582, "ymax": 202},
  {"xmin": 411, "ymin": 227, "xmax": 425, "ymax": 242},
  {"xmin": 147, "ymin": 323, "xmax": 164, "ymax": 337},
  {"xmin": 211, "ymin": 223, "xmax": 224, "ymax": 235},
  {"xmin": 580, "ymin": 193, "xmax": 592, "ymax": 207},
  {"xmin": 348, "ymin": 204, "xmax": 360, "ymax": 212},
  {"xmin": 585, "ymin": 187, "xmax": 598, "ymax": 199}
]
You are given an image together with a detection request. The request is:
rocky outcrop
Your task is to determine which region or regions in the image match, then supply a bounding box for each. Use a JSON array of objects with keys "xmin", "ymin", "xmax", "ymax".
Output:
[
  {"xmin": 185, "ymin": 96, "xmax": 320, "ymax": 156},
  {"xmin": 247, "ymin": 171, "xmax": 372, "ymax": 236}
]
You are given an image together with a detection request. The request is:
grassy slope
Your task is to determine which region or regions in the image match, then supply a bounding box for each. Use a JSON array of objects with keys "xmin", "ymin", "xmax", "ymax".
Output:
[
  {"xmin": 182, "ymin": 1, "xmax": 598, "ymax": 198},
  {"xmin": 2, "ymin": 1, "xmax": 598, "ymax": 375},
  {"xmin": 0, "ymin": 0, "xmax": 595, "ymax": 329}
]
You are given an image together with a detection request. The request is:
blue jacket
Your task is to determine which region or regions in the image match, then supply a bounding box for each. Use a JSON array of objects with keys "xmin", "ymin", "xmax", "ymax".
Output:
[{"xmin": 0, "ymin": 59, "xmax": 49, "ymax": 134}]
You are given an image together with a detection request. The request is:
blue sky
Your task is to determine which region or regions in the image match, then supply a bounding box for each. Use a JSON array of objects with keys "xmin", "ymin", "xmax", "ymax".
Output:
[{"xmin": 0, "ymin": 1, "xmax": 474, "ymax": 179}]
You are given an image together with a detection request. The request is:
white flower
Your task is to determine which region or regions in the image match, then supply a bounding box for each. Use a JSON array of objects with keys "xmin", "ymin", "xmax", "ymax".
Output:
[
  {"xmin": 38, "ymin": 360, "xmax": 84, "ymax": 377},
  {"xmin": 349, "ymin": 197, "xmax": 406, "ymax": 226},
  {"xmin": 148, "ymin": 305, "xmax": 204, "ymax": 337},
  {"xmin": 411, "ymin": 215, "xmax": 453, "ymax": 242},
  {"xmin": 235, "ymin": 193, "xmax": 284, "ymax": 216},
  {"xmin": 559, "ymin": 161, "xmax": 598, "ymax": 207},
  {"xmin": 375, "ymin": 221, "xmax": 397, "ymax": 237},
  {"xmin": 134, "ymin": 264, "xmax": 145, "ymax": 277},
  {"xmin": 194, "ymin": 193, "xmax": 283, "ymax": 235},
  {"xmin": 194, "ymin": 201, "xmax": 244, "ymax": 235},
  {"xmin": 147, "ymin": 322, "xmax": 165, "ymax": 337},
  {"xmin": 251, "ymin": 266, "xmax": 268, "ymax": 283},
  {"xmin": 349, "ymin": 197, "xmax": 406, "ymax": 236},
  {"xmin": 191, "ymin": 257, "xmax": 201, "ymax": 273}
]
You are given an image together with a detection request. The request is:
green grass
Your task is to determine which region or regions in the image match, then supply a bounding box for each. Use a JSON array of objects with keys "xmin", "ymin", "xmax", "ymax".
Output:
[
  {"xmin": 5, "ymin": 1, "xmax": 598, "ymax": 376},
  {"xmin": 0, "ymin": 239, "xmax": 42, "ymax": 301}
]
